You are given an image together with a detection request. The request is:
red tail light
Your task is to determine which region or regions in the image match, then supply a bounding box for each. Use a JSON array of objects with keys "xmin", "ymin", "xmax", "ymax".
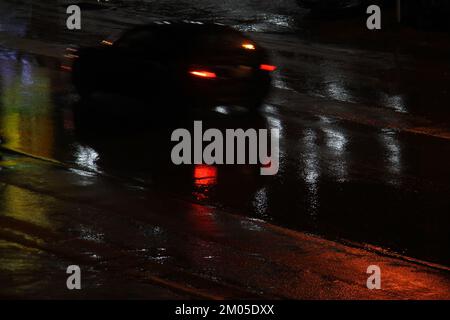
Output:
[
  {"xmin": 260, "ymin": 64, "xmax": 277, "ymax": 72},
  {"xmin": 189, "ymin": 70, "xmax": 217, "ymax": 79},
  {"xmin": 194, "ymin": 165, "xmax": 218, "ymax": 186}
]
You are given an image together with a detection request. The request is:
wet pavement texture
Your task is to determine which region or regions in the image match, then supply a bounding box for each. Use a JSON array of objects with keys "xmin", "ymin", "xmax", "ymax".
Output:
[
  {"xmin": 0, "ymin": 0, "xmax": 449, "ymax": 298},
  {"xmin": 1, "ymin": 150, "xmax": 449, "ymax": 299}
]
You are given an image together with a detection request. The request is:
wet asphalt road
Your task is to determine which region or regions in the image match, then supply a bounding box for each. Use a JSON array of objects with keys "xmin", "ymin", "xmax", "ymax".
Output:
[{"xmin": 0, "ymin": 0, "xmax": 449, "ymax": 289}]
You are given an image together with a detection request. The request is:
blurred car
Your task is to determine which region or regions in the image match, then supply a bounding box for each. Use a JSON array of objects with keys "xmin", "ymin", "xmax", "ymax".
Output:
[{"xmin": 65, "ymin": 21, "xmax": 276, "ymax": 110}]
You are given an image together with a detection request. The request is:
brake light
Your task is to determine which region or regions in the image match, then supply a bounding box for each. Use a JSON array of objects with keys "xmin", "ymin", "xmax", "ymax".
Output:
[
  {"xmin": 260, "ymin": 64, "xmax": 277, "ymax": 72},
  {"xmin": 189, "ymin": 70, "xmax": 217, "ymax": 79},
  {"xmin": 242, "ymin": 43, "xmax": 256, "ymax": 50}
]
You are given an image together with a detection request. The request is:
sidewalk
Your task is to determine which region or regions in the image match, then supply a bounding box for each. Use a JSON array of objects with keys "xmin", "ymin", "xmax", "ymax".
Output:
[{"xmin": 1, "ymin": 148, "xmax": 449, "ymax": 299}]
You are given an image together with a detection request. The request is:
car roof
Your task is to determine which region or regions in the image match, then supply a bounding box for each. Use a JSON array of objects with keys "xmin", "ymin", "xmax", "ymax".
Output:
[{"xmin": 112, "ymin": 21, "xmax": 257, "ymax": 58}]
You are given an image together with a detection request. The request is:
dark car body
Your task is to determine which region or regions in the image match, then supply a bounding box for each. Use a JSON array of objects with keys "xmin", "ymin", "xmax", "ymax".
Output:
[{"xmin": 69, "ymin": 21, "xmax": 275, "ymax": 110}]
